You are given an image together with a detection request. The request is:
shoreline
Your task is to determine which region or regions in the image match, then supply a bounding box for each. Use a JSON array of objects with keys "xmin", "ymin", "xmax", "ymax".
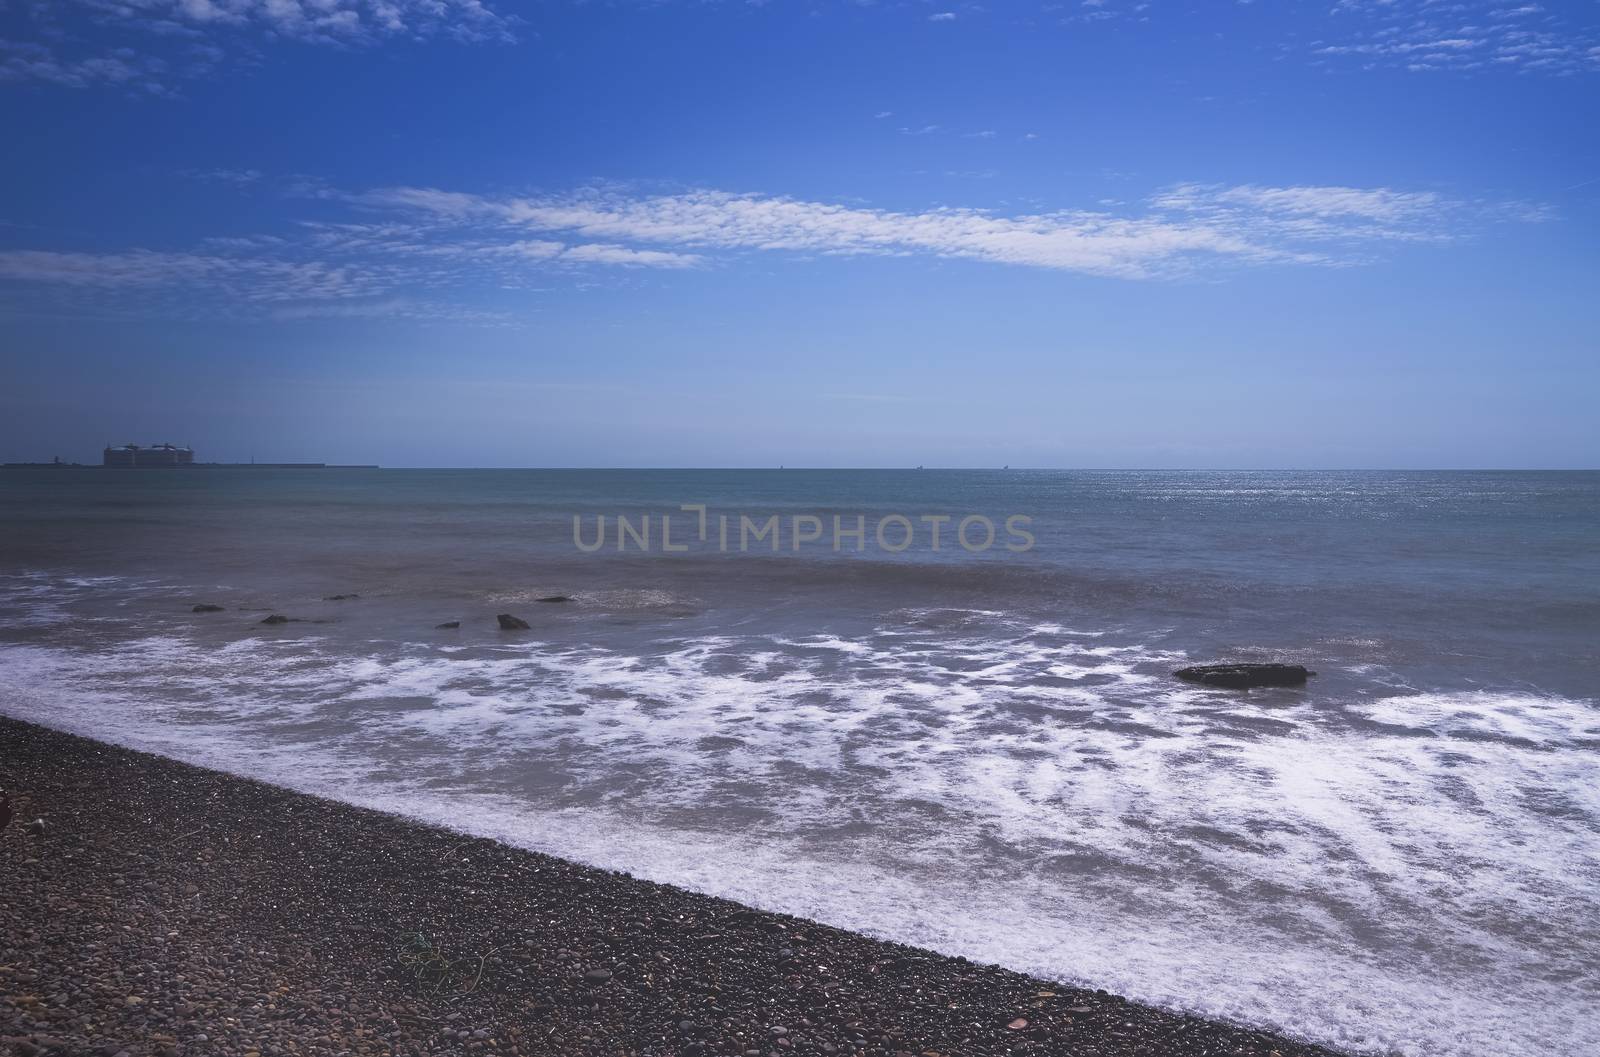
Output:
[{"xmin": 1, "ymin": 715, "xmax": 1345, "ymax": 1057}]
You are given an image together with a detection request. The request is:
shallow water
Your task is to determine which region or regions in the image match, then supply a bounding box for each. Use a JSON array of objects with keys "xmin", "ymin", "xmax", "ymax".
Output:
[{"xmin": 1, "ymin": 469, "xmax": 1596, "ymax": 1056}]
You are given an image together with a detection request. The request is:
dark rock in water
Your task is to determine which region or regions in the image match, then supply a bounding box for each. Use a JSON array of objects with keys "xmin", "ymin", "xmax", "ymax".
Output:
[
  {"xmin": 435, "ymin": 621, "xmax": 461, "ymax": 629},
  {"xmin": 323, "ymin": 593, "xmax": 360, "ymax": 601},
  {"xmin": 536, "ymin": 595, "xmax": 571, "ymax": 604},
  {"xmin": 260, "ymin": 615, "xmax": 291, "ymax": 625},
  {"xmin": 191, "ymin": 604, "xmax": 225, "ymax": 613},
  {"xmin": 25, "ymin": 817, "xmax": 46, "ymax": 836},
  {"xmin": 496, "ymin": 613, "xmax": 531, "ymax": 630},
  {"xmin": 1174, "ymin": 663, "xmax": 1314, "ymax": 689}
]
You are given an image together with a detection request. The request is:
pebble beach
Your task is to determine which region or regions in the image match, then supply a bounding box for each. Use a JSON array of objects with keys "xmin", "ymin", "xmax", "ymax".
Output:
[{"xmin": 0, "ymin": 715, "xmax": 1342, "ymax": 1057}]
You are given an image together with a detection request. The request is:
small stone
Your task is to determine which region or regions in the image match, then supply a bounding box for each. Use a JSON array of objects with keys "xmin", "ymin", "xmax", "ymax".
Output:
[
  {"xmin": 1173, "ymin": 662, "xmax": 1314, "ymax": 689},
  {"xmin": 25, "ymin": 818, "xmax": 46, "ymax": 836},
  {"xmin": 183, "ymin": 883, "xmax": 200, "ymax": 895},
  {"xmin": 1007, "ymin": 1018, "xmax": 1028, "ymax": 1030},
  {"xmin": 583, "ymin": 968, "xmax": 613, "ymax": 984}
]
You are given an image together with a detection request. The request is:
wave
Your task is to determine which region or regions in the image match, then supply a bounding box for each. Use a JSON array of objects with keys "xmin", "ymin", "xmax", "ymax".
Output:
[{"xmin": 2, "ymin": 593, "xmax": 1597, "ymax": 1057}]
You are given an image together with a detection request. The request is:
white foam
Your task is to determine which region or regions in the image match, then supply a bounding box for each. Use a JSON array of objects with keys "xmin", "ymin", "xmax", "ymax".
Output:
[{"xmin": 1, "ymin": 614, "xmax": 1597, "ymax": 1057}]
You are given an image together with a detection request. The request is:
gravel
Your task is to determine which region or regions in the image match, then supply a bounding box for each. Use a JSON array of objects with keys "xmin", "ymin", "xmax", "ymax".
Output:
[{"xmin": 0, "ymin": 716, "xmax": 1344, "ymax": 1057}]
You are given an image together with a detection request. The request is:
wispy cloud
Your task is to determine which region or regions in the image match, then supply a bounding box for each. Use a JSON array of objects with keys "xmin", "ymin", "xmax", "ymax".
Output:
[
  {"xmin": 76, "ymin": 0, "xmax": 515, "ymax": 45},
  {"xmin": 0, "ymin": 177, "xmax": 1539, "ymax": 321},
  {"xmin": 1147, "ymin": 183, "xmax": 1464, "ymax": 244},
  {"xmin": 0, "ymin": 39, "xmax": 172, "ymax": 92},
  {"xmin": 0, "ymin": 249, "xmax": 386, "ymax": 300},
  {"xmin": 1314, "ymin": 0, "xmax": 1598, "ymax": 75},
  {"xmin": 352, "ymin": 181, "xmax": 1512, "ymax": 278},
  {"xmin": 1066, "ymin": 0, "xmax": 1596, "ymax": 76},
  {"xmin": 1, "ymin": 0, "xmax": 514, "ymax": 92}
]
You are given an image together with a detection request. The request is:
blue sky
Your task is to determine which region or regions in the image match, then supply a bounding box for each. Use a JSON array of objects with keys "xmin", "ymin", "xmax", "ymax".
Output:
[{"xmin": 1, "ymin": 1, "xmax": 1596, "ymax": 467}]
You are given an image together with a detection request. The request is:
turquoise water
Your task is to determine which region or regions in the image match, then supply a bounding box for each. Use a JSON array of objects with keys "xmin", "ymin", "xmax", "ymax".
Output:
[{"xmin": 1, "ymin": 469, "xmax": 1597, "ymax": 1056}]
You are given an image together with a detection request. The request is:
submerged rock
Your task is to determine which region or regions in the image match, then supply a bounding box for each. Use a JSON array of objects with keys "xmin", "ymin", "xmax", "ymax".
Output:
[
  {"xmin": 496, "ymin": 613, "xmax": 531, "ymax": 630},
  {"xmin": 1174, "ymin": 663, "xmax": 1314, "ymax": 689},
  {"xmin": 435, "ymin": 621, "xmax": 461, "ymax": 629},
  {"xmin": 536, "ymin": 595, "xmax": 572, "ymax": 604},
  {"xmin": 323, "ymin": 593, "xmax": 360, "ymax": 601},
  {"xmin": 191, "ymin": 604, "xmax": 225, "ymax": 613},
  {"xmin": 260, "ymin": 615, "xmax": 303, "ymax": 626}
]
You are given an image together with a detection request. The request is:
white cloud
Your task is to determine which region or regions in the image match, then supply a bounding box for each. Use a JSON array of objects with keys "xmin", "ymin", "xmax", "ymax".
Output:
[
  {"xmin": 356, "ymin": 181, "xmax": 1506, "ymax": 279},
  {"xmin": 78, "ymin": 0, "xmax": 515, "ymax": 45},
  {"xmin": 558, "ymin": 243, "xmax": 703, "ymax": 268},
  {"xmin": 0, "ymin": 40, "xmax": 171, "ymax": 91},
  {"xmin": 1, "ymin": 0, "xmax": 514, "ymax": 91},
  {"xmin": 1313, "ymin": 0, "xmax": 1598, "ymax": 75},
  {"xmin": 1061, "ymin": 0, "xmax": 1594, "ymax": 75},
  {"xmin": 0, "ymin": 178, "xmax": 1537, "ymax": 321},
  {"xmin": 0, "ymin": 249, "xmax": 385, "ymax": 300}
]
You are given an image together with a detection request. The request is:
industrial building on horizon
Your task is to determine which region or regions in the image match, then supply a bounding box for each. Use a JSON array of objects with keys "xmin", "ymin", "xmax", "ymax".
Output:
[
  {"xmin": 2, "ymin": 443, "xmax": 377, "ymax": 469},
  {"xmin": 103, "ymin": 443, "xmax": 194, "ymax": 468}
]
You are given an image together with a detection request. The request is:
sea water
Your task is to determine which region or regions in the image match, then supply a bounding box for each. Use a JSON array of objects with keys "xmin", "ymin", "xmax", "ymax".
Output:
[{"xmin": 1, "ymin": 469, "xmax": 1596, "ymax": 1056}]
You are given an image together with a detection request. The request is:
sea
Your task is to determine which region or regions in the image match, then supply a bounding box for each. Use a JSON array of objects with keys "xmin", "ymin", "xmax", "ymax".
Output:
[{"xmin": 0, "ymin": 469, "xmax": 1595, "ymax": 1057}]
